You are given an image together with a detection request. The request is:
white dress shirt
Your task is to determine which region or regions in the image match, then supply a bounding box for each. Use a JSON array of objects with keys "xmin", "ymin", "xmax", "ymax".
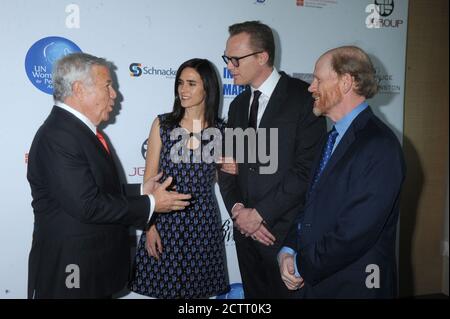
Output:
[{"xmin": 249, "ymin": 68, "xmax": 281, "ymax": 128}]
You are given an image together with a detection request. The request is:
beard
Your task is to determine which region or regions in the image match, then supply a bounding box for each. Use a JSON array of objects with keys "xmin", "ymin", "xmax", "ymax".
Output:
[{"xmin": 312, "ymin": 84, "xmax": 343, "ymax": 117}]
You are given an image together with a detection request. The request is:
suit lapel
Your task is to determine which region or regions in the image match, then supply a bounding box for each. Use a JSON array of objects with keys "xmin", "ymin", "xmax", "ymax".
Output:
[
  {"xmin": 259, "ymin": 73, "xmax": 288, "ymax": 129},
  {"xmin": 236, "ymin": 90, "xmax": 251, "ymax": 129},
  {"xmin": 306, "ymin": 107, "xmax": 374, "ymax": 204},
  {"xmin": 315, "ymin": 127, "xmax": 356, "ymax": 188},
  {"xmin": 51, "ymin": 106, "xmax": 118, "ymax": 169}
]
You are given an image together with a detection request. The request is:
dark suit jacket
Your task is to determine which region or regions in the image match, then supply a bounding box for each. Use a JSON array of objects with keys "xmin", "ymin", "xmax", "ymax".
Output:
[
  {"xmin": 27, "ymin": 106, "xmax": 150, "ymax": 298},
  {"xmin": 284, "ymin": 107, "xmax": 406, "ymax": 298},
  {"xmin": 219, "ymin": 71, "xmax": 326, "ymax": 246}
]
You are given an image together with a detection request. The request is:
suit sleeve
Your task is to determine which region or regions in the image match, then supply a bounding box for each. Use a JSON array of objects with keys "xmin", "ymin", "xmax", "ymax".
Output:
[
  {"xmin": 122, "ymin": 183, "xmax": 141, "ymax": 196},
  {"xmin": 297, "ymin": 139, "xmax": 405, "ymax": 286},
  {"xmin": 39, "ymin": 131, "xmax": 150, "ymax": 228},
  {"xmin": 255, "ymin": 95, "xmax": 326, "ymax": 226},
  {"xmin": 283, "ymin": 217, "xmax": 300, "ymax": 250},
  {"xmin": 218, "ymin": 102, "xmax": 245, "ymax": 214}
]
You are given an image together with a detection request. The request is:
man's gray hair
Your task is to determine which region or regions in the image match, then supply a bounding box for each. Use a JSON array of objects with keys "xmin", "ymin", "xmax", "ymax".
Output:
[{"xmin": 52, "ymin": 52, "xmax": 110, "ymax": 102}]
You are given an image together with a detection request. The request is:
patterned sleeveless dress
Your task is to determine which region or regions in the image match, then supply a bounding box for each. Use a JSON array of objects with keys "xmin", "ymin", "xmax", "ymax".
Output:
[{"xmin": 129, "ymin": 114, "xmax": 229, "ymax": 298}]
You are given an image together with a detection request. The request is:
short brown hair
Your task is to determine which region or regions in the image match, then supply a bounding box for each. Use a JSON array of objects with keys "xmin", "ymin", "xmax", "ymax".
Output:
[
  {"xmin": 327, "ymin": 46, "xmax": 378, "ymax": 98},
  {"xmin": 228, "ymin": 21, "xmax": 275, "ymax": 67}
]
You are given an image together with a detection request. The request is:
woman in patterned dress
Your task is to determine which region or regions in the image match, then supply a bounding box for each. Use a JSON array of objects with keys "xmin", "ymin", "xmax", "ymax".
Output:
[{"xmin": 129, "ymin": 58, "xmax": 229, "ymax": 298}]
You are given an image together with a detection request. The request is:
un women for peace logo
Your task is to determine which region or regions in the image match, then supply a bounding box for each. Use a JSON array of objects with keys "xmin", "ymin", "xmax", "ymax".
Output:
[{"xmin": 25, "ymin": 36, "xmax": 82, "ymax": 94}]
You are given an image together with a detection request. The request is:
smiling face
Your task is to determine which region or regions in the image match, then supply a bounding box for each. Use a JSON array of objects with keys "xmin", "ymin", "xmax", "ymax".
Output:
[
  {"xmin": 308, "ymin": 54, "xmax": 343, "ymax": 117},
  {"xmin": 80, "ymin": 65, "xmax": 117, "ymax": 126},
  {"xmin": 177, "ymin": 67, "xmax": 206, "ymax": 110}
]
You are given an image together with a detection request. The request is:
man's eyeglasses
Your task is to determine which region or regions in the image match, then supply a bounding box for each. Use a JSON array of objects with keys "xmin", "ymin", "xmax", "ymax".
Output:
[{"xmin": 221, "ymin": 51, "xmax": 263, "ymax": 68}]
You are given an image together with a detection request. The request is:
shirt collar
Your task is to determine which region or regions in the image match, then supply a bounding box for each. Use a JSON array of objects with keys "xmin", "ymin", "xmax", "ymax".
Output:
[
  {"xmin": 334, "ymin": 101, "xmax": 368, "ymax": 137},
  {"xmin": 55, "ymin": 101, "xmax": 97, "ymax": 135},
  {"xmin": 251, "ymin": 68, "xmax": 280, "ymax": 98}
]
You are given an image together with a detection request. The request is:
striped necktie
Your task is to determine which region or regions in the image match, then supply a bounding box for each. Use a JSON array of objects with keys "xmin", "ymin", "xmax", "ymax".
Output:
[{"xmin": 309, "ymin": 126, "xmax": 338, "ymax": 194}]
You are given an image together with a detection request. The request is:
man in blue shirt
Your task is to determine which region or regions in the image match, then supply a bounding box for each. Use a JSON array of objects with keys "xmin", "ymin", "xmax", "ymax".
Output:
[{"xmin": 278, "ymin": 46, "xmax": 406, "ymax": 298}]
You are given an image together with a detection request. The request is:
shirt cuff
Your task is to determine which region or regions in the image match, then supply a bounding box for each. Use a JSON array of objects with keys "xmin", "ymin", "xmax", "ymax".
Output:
[
  {"xmin": 280, "ymin": 246, "xmax": 296, "ymax": 256},
  {"xmin": 278, "ymin": 246, "xmax": 301, "ymax": 277},
  {"xmin": 147, "ymin": 194, "xmax": 155, "ymax": 223},
  {"xmin": 140, "ymin": 183, "xmax": 155, "ymax": 223}
]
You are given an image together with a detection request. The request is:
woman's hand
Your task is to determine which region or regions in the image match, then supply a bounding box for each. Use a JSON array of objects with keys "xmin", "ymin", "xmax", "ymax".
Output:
[{"xmin": 145, "ymin": 225, "xmax": 163, "ymax": 259}]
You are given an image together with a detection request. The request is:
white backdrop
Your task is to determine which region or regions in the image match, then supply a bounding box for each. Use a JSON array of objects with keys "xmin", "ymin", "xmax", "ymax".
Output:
[{"xmin": 0, "ymin": 0, "xmax": 408, "ymax": 298}]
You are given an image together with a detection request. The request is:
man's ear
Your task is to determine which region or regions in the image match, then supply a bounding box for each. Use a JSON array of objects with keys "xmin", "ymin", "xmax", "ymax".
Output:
[
  {"xmin": 340, "ymin": 73, "xmax": 354, "ymax": 94},
  {"xmin": 72, "ymin": 80, "xmax": 84, "ymax": 99},
  {"xmin": 258, "ymin": 51, "xmax": 269, "ymax": 66}
]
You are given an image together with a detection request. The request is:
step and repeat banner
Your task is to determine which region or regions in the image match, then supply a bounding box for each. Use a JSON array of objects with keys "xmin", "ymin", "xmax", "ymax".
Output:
[{"xmin": 0, "ymin": 0, "xmax": 408, "ymax": 298}]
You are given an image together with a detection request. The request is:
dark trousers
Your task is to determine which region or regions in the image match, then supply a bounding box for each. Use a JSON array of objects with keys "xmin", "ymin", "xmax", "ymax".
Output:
[{"xmin": 234, "ymin": 232, "xmax": 300, "ymax": 299}]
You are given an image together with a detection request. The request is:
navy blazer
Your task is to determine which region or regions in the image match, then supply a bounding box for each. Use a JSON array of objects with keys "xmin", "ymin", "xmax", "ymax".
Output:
[
  {"xmin": 284, "ymin": 107, "xmax": 406, "ymax": 298},
  {"xmin": 27, "ymin": 106, "xmax": 150, "ymax": 298}
]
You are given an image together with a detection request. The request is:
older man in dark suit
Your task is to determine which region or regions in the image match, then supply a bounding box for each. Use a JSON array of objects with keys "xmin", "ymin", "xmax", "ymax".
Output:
[
  {"xmin": 27, "ymin": 53, "xmax": 191, "ymax": 298},
  {"xmin": 279, "ymin": 46, "xmax": 406, "ymax": 298}
]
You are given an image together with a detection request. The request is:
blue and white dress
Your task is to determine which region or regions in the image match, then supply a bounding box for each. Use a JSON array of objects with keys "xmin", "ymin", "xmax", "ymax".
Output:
[{"xmin": 129, "ymin": 113, "xmax": 229, "ymax": 299}]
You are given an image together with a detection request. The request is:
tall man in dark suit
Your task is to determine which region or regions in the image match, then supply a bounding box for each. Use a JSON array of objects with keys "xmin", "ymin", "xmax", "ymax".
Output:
[
  {"xmin": 218, "ymin": 21, "xmax": 326, "ymax": 298},
  {"xmin": 278, "ymin": 46, "xmax": 406, "ymax": 298},
  {"xmin": 27, "ymin": 53, "xmax": 191, "ymax": 299}
]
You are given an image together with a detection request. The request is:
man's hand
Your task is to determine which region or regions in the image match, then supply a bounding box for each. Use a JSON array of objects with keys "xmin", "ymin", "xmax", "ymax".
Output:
[
  {"xmin": 232, "ymin": 207, "xmax": 264, "ymax": 235},
  {"xmin": 145, "ymin": 225, "xmax": 163, "ymax": 259},
  {"xmin": 218, "ymin": 157, "xmax": 238, "ymax": 175},
  {"xmin": 142, "ymin": 172, "xmax": 163, "ymax": 194},
  {"xmin": 152, "ymin": 176, "xmax": 191, "ymax": 212},
  {"xmin": 278, "ymin": 252, "xmax": 304, "ymax": 290},
  {"xmin": 250, "ymin": 224, "xmax": 276, "ymax": 246},
  {"xmin": 231, "ymin": 203, "xmax": 245, "ymax": 219}
]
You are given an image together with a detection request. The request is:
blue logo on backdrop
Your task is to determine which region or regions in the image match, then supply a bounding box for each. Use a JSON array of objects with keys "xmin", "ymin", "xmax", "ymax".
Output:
[
  {"xmin": 25, "ymin": 36, "xmax": 82, "ymax": 94},
  {"xmin": 129, "ymin": 63, "xmax": 177, "ymax": 78},
  {"xmin": 130, "ymin": 63, "xmax": 143, "ymax": 77},
  {"xmin": 222, "ymin": 67, "xmax": 248, "ymax": 98},
  {"xmin": 216, "ymin": 283, "xmax": 244, "ymax": 299}
]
